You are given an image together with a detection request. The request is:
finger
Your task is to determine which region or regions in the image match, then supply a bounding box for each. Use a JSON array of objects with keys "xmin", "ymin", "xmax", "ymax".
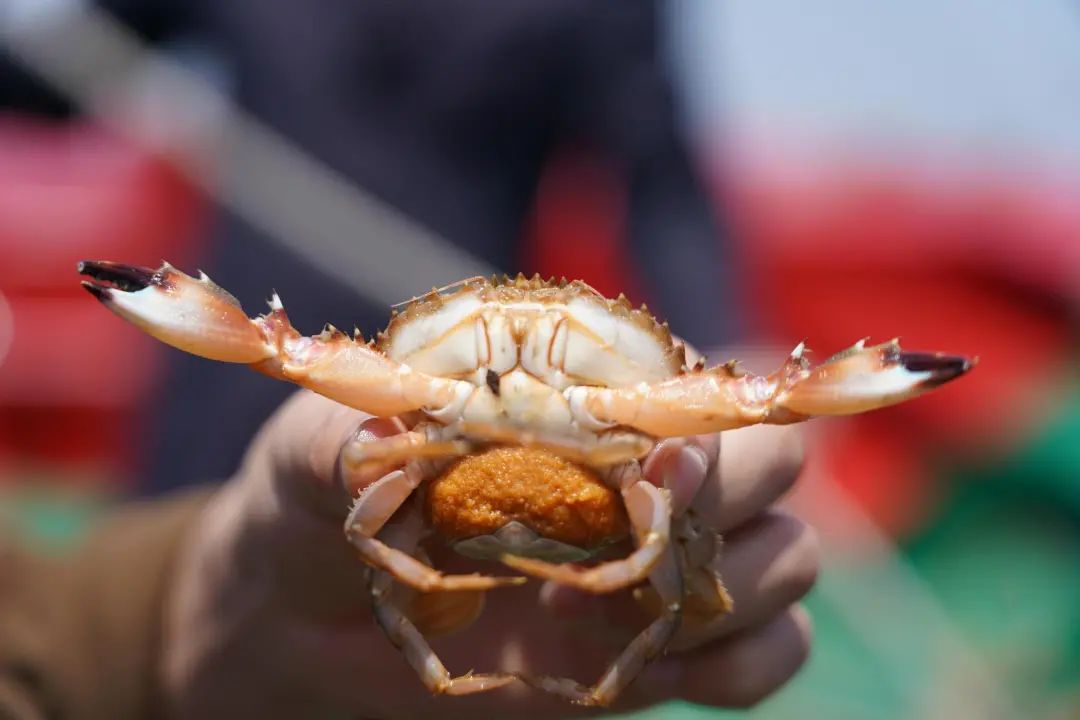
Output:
[
  {"xmin": 543, "ymin": 510, "xmax": 817, "ymax": 655},
  {"xmin": 234, "ymin": 391, "xmax": 412, "ymax": 617},
  {"xmin": 339, "ymin": 416, "xmax": 412, "ymax": 496},
  {"xmin": 694, "ymin": 423, "xmax": 804, "ymax": 533},
  {"xmin": 640, "ymin": 438, "xmax": 713, "ymax": 516},
  {"xmin": 252, "ymin": 390, "xmax": 409, "ymax": 520},
  {"xmin": 671, "ymin": 510, "xmax": 819, "ymax": 651},
  {"xmin": 247, "ymin": 390, "xmax": 371, "ymax": 517},
  {"xmin": 665, "ymin": 604, "xmax": 813, "ymax": 708}
]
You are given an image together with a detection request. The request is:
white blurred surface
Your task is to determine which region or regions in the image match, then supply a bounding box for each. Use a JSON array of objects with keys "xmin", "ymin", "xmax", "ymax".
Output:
[{"xmin": 668, "ymin": 1, "xmax": 1080, "ymax": 169}]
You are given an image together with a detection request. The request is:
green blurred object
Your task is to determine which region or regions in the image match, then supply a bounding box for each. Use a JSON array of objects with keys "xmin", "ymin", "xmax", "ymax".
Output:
[
  {"xmin": 0, "ymin": 480, "xmax": 110, "ymax": 553},
  {"xmin": 623, "ymin": 385, "xmax": 1080, "ymax": 720}
]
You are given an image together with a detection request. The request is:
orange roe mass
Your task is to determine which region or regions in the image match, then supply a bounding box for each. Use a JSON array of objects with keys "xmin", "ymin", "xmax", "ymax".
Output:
[{"xmin": 426, "ymin": 446, "xmax": 629, "ymax": 548}]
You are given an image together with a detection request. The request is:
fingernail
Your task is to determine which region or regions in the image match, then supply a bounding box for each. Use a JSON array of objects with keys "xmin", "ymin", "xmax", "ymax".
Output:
[{"xmin": 667, "ymin": 445, "xmax": 710, "ymax": 515}]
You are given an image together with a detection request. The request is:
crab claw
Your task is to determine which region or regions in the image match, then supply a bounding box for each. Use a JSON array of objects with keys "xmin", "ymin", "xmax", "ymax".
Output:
[
  {"xmin": 566, "ymin": 339, "xmax": 975, "ymax": 437},
  {"xmin": 776, "ymin": 339, "xmax": 975, "ymax": 416},
  {"xmin": 78, "ymin": 260, "xmax": 274, "ymax": 363}
]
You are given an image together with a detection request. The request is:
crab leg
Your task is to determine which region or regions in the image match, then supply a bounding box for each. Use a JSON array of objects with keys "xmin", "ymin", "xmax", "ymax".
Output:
[
  {"xmin": 521, "ymin": 538, "xmax": 684, "ymax": 706},
  {"xmin": 342, "ymin": 426, "xmax": 471, "ymax": 480},
  {"xmin": 77, "ymin": 260, "xmax": 473, "ymax": 418},
  {"xmin": 674, "ymin": 511, "xmax": 734, "ymax": 618},
  {"xmin": 346, "ymin": 461, "xmax": 525, "ymax": 592},
  {"xmin": 369, "ymin": 507, "xmax": 518, "ymax": 696},
  {"xmin": 634, "ymin": 510, "xmax": 734, "ymax": 645},
  {"xmin": 566, "ymin": 339, "xmax": 975, "ymax": 438},
  {"xmin": 500, "ymin": 462, "xmax": 670, "ymax": 593},
  {"xmin": 454, "ymin": 421, "xmax": 654, "ymax": 466}
]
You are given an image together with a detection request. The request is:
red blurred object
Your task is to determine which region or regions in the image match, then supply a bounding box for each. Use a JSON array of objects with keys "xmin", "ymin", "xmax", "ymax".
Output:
[
  {"xmin": 523, "ymin": 151, "xmax": 643, "ymax": 302},
  {"xmin": 0, "ymin": 116, "xmax": 205, "ymax": 481},
  {"xmin": 724, "ymin": 146, "xmax": 1076, "ymax": 536},
  {"xmin": 531, "ymin": 141, "xmax": 1078, "ymax": 537}
]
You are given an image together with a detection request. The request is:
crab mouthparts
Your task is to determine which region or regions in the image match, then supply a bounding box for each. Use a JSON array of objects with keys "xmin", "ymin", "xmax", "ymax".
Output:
[{"xmin": 77, "ymin": 260, "xmax": 159, "ymax": 300}]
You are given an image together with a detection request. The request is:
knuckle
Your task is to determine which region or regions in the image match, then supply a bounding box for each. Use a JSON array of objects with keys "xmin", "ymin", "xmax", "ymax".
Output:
[
  {"xmin": 776, "ymin": 425, "xmax": 806, "ymax": 477},
  {"xmin": 726, "ymin": 608, "xmax": 813, "ymax": 708},
  {"xmin": 728, "ymin": 678, "xmax": 775, "ymax": 708},
  {"xmin": 786, "ymin": 521, "xmax": 821, "ymax": 601},
  {"xmin": 766, "ymin": 426, "xmax": 805, "ymax": 496},
  {"xmin": 759, "ymin": 511, "xmax": 820, "ymax": 603}
]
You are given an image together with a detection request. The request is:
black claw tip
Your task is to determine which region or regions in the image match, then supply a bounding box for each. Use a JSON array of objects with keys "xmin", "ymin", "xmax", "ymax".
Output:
[
  {"xmin": 76, "ymin": 260, "xmax": 155, "ymax": 293},
  {"xmin": 80, "ymin": 280, "xmax": 111, "ymax": 302},
  {"xmin": 900, "ymin": 352, "xmax": 972, "ymax": 386}
]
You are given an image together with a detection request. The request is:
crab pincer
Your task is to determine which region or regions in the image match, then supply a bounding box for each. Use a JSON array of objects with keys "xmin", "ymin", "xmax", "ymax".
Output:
[
  {"xmin": 78, "ymin": 260, "xmax": 275, "ymax": 363},
  {"xmin": 776, "ymin": 339, "xmax": 973, "ymax": 416},
  {"xmin": 566, "ymin": 339, "xmax": 975, "ymax": 437},
  {"xmin": 78, "ymin": 260, "xmax": 474, "ymax": 419}
]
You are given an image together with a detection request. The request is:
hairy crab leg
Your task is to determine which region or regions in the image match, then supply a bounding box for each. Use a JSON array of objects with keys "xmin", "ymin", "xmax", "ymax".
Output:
[
  {"xmin": 77, "ymin": 260, "xmax": 474, "ymax": 418},
  {"xmin": 341, "ymin": 426, "xmax": 471, "ymax": 483},
  {"xmin": 500, "ymin": 463, "xmax": 670, "ymax": 593},
  {"xmin": 454, "ymin": 421, "xmax": 654, "ymax": 466},
  {"xmin": 634, "ymin": 510, "xmax": 734, "ymax": 647},
  {"xmin": 520, "ymin": 538, "xmax": 684, "ymax": 707},
  {"xmin": 373, "ymin": 507, "xmax": 487, "ymax": 637},
  {"xmin": 566, "ymin": 339, "xmax": 975, "ymax": 437},
  {"xmin": 370, "ymin": 509, "xmax": 518, "ymax": 696},
  {"xmin": 346, "ymin": 461, "xmax": 525, "ymax": 592},
  {"xmin": 674, "ymin": 511, "xmax": 734, "ymax": 618}
]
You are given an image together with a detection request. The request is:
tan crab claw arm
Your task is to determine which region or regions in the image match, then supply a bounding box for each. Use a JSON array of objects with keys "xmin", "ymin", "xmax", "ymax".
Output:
[
  {"xmin": 273, "ymin": 333, "xmax": 473, "ymax": 419},
  {"xmin": 78, "ymin": 260, "xmax": 274, "ymax": 363},
  {"xmin": 566, "ymin": 339, "xmax": 975, "ymax": 437},
  {"xmin": 78, "ymin": 260, "xmax": 475, "ymax": 418}
]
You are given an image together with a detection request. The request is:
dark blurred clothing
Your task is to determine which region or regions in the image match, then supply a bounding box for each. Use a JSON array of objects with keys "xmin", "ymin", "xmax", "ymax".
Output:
[{"xmin": 1, "ymin": 1, "xmax": 736, "ymax": 492}]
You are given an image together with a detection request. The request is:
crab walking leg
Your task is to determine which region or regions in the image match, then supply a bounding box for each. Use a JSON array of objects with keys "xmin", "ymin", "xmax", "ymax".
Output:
[
  {"xmin": 346, "ymin": 463, "xmax": 525, "ymax": 592},
  {"xmin": 675, "ymin": 511, "xmax": 734, "ymax": 618},
  {"xmin": 501, "ymin": 463, "xmax": 670, "ymax": 593},
  {"xmin": 566, "ymin": 339, "xmax": 975, "ymax": 437},
  {"xmin": 341, "ymin": 426, "xmax": 471, "ymax": 477},
  {"xmin": 369, "ymin": 512, "xmax": 518, "ymax": 696},
  {"xmin": 521, "ymin": 541, "xmax": 684, "ymax": 707},
  {"xmin": 633, "ymin": 511, "xmax": 734, "ymax": 646},
  {"xmin": 372, "ymin": 506, "xmax": 487, "ymax": 637},
  {"xmin": 77, "ymin": 260, "xmax": 474, "ymax": 417},
  {"xmin": 631, "ymin": 511, "xmax": 735, "ymax": 649},
  {"xmin": 454, "ymin": 421, "xmax": 654, "ymax": 466}
]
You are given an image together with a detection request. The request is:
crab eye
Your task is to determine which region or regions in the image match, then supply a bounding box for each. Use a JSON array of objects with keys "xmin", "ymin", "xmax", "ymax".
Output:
[{"xmin": 486, "ymin": 369, "xmax": 500, "ymax": 395}]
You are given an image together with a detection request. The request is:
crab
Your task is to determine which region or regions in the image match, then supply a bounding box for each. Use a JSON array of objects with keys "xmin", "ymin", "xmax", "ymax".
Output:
[{"xmin": 77, "ymin": 260, "xmax": 972, "ymax": 706}]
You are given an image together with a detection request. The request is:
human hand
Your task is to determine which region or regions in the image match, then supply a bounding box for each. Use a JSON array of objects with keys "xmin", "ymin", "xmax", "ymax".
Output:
[{"xmin": 160, "ymin": 389, "xmax": 816, "ymax": 719}]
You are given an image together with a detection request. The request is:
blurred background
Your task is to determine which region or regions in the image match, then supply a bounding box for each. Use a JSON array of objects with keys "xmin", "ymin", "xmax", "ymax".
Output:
[{"xmin": 0, "ymin": 1, "xmax": 1077, "ymax": 718}]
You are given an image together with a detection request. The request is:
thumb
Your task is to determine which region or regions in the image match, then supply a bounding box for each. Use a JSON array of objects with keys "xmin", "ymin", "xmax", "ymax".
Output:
[
  {"xmin": 231, "ymin": 391, "xmax": 408, "ymax": 618},
  {"xmin": 245, "ymin": 390, "xmax": 404, "ymax": 521}
]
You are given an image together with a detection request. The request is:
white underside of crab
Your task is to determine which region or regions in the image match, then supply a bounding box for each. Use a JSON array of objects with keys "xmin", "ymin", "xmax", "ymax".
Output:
[{"xmin": 380, "ymin": 291, "xmax": 686, "ymax": 441}]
